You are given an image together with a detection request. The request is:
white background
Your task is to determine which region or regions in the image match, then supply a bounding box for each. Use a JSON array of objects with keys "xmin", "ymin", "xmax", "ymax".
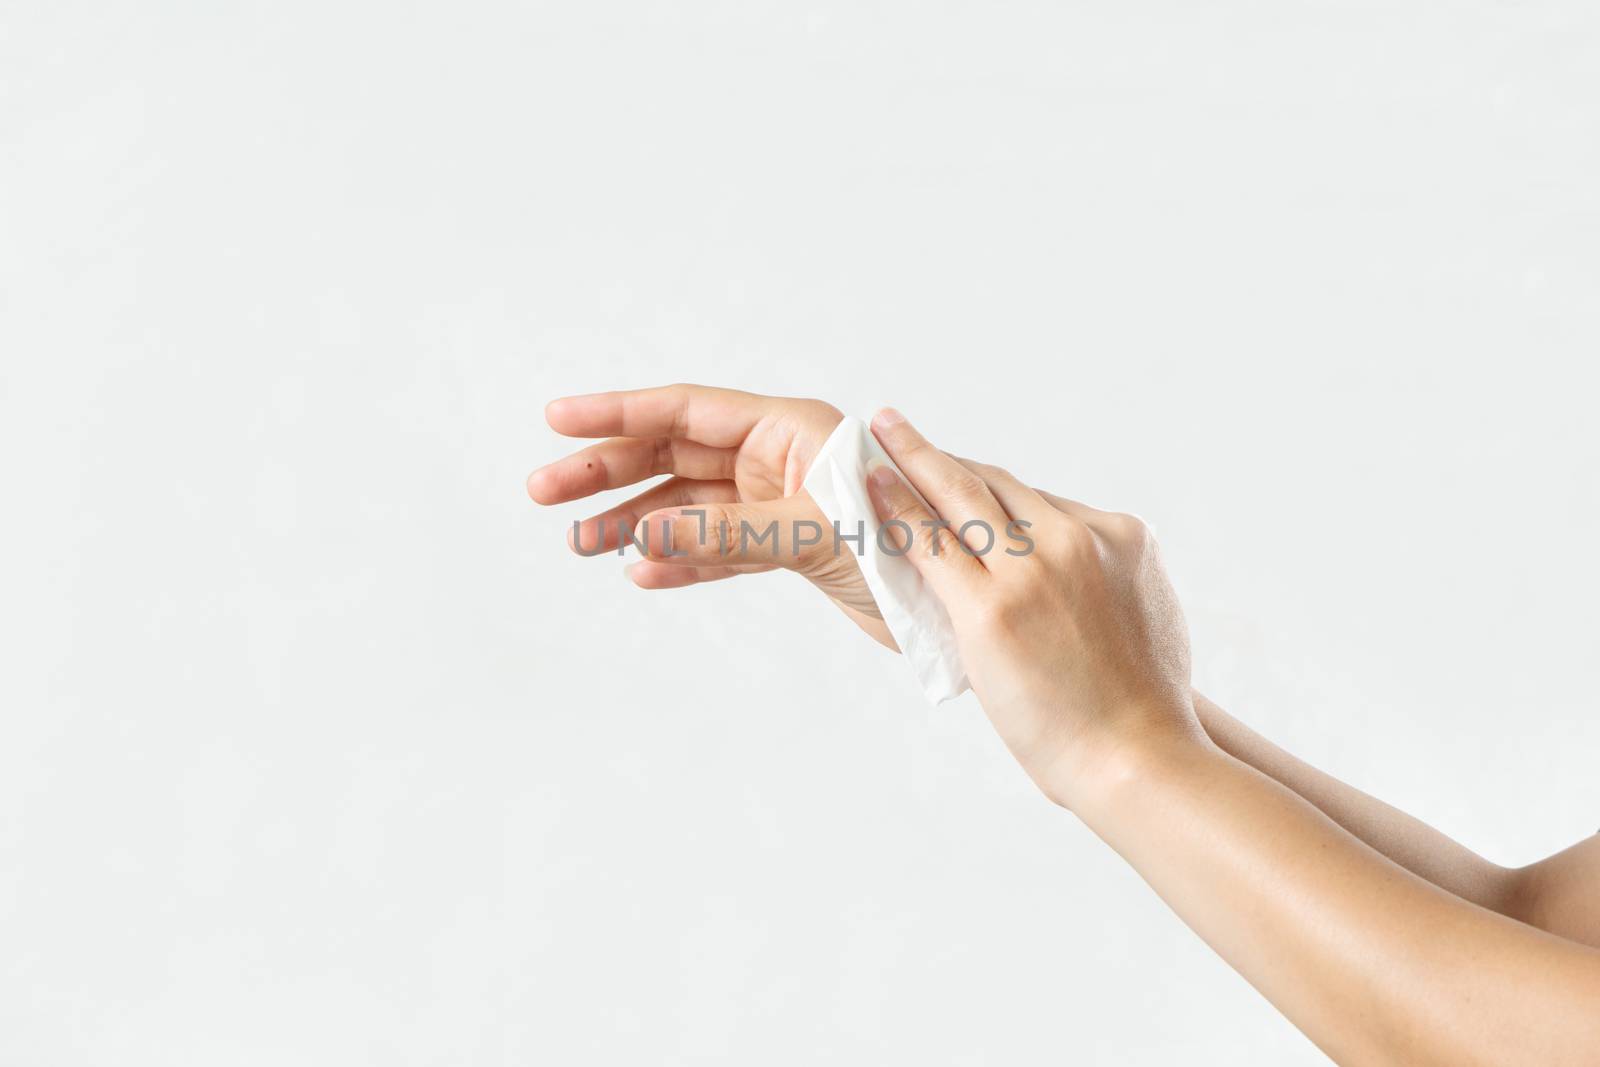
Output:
[{"xmin": 3, "ymin": 2, "xmax": 1597, "ymax": 1063}]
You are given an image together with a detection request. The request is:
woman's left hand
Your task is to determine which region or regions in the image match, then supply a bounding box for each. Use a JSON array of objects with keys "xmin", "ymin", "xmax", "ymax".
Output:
[
  {"xmin": 528, "ymin": 385, "xmax": 897, "ymax": 645},
  {"xmin": 864, "ymin": 407, "xmax": 1203, "ymax": 809}
]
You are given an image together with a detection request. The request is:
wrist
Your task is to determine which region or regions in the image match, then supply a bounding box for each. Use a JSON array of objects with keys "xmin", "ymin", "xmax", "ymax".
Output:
[{"xmin": 1042, "ymin": 709, "xmax": 1213, "ymax": 815}]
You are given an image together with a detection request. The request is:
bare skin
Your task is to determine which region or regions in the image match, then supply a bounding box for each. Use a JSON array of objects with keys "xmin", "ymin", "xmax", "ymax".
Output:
[{"xmin": 530, "ymin": 384, "xmax": 1600, "ymax": 1064}]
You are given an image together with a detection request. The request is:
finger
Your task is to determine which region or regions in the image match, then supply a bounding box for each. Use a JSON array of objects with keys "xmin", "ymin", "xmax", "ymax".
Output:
[
  {"xmin": 568, "ymin": 478, "xmax": 738, "ymax": 555},
  {"xmin": 624, "ymin": 559, "xmax": 775, "ymax": 590},
  {"xmin": 545, "ymin": 384, "xmax": 768, "ymax": 446},
  {"xmin": 868, "ymin": 408, "xmax": 1007, "ymax": 554},
  {"xmin": 633, "ymin": 493, "xmax": 837, "ymax": 569},
  {"xmin": 864, "ymin": 464, "xmax": 985, "ymax": 597},
  {"xmin": 949, "ymin": 455, "xmax": 1054, "ymax": 523},
  {"xmin": 528, "ymin": 436, "xmax": 735, "ymax": 505}
]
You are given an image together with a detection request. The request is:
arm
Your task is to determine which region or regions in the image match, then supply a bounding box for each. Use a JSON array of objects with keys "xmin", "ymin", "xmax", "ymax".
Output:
[
  {"xmin": 861, "ymin": 407, "xmax": 1600, "ymax": 1066},
  {"xmin": 530, "ymin": 385, "xmax": 1599, "ymax": 964},
  {"xmin": 1193, "ymin": 690, "xmax": 1600, "ymax": 948},
  {"xmin": 1080, "ymin": 732, "xmax": 1600, "ymax": 1066},
  {"xmin": 1516, "ymin": 835, "xmax": 1600, "ymax": 948},
  {"xmin": 1190, "ymin": 691, "xmax": 1513, "ymax": 913}
]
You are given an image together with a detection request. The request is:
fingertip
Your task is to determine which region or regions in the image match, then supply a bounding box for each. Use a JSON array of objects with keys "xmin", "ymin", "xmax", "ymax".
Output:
[
  {"xmin": 544, "ymin": 396, "xmax": 578, "ymax": 433},
  {"xmin": 870, "ymin": 406, "xmax": 906, "ymax": 432},
  {"xmin": 625, "ymin": 559, "xmax": 673, "ymax": 589},
  {"xmin": 526, "ymin": 467, "xmax": 555, "ymax": 504},
  {"xmin": 625, "ymin": 558, "xmax": 698, "ymax": 590}
]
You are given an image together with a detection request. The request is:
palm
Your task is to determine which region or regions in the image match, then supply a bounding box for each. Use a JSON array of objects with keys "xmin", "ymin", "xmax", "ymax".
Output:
[
  {"xmin": 729, "ymin": 402, "xmax": 841, "ymax": 499},
  {"xmin": 726, "ymin": 401, "xmax": 890, "ymax": 631},
  {"xmin": 530, "ymin": 386, "xmax": 890, "ymax": 645}
]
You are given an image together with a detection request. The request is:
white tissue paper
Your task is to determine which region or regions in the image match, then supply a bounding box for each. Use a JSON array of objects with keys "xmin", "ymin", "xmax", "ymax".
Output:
[{"xmin": 802, "ymin": 416, "xmax": 970, "ymax": 704}]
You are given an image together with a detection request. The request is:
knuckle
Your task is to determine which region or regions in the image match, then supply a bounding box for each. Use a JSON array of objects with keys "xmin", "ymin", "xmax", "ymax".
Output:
[
  {"xmin": 663, "ymin": 384, "xmax": 694, "ymax": 435},
  {"xmin": 694, "ymin": 505, "xmax": 737, "ymax": 554},
  {"xmin": 965, "ymin": 458, "xmax": 1008, "ymax": 482},
  {"xmin": 802, "ymin": 398, "xmax": 844, "ymax": 422},
  {"xmin": 1105, "ymin": 511, "xmax": 1152, "ymax": 548},
  {"xmin": 915, "ymin": 520, "xmax": 958, "ymax": 558},
  {"xmin": 662, "ymin": 382, "xmax": 694, "ymax": 411},
  {"xmin": 652, "ymin": 436, "xmax": 674, "ymax": 475},
  {"xmin": 933, "ymin": 466, "xmax": 985, "ymax": 500},
  {"xmin": 897, "ymin": 434, "xmax": 932, "ymax": 461},
  {"xmin": 881, "ymin": 495, "xmax": 922, "ymax": 527},
  {"xmin": 1057, "ymin": 517, "xmax": 1100, "ymax": 561},
  {"xmin": 935, "ymin": 525, "xmax": 966, "ymax": 558},
  {"xmin": 721, "ymin": 508, "xmax": 766, "ymax": 559},
  {"xmin": 720, "ymin": 502, "xmax": 765, "ymax": 542}
]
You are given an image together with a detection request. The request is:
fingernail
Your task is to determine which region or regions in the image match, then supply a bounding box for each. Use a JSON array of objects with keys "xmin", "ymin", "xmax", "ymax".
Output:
[
  {"xmin": 872, "ymin": 407, "xmax": 905, "ymax": 429},
  {"xmin": 868, "ymin": 465, "xmax": 899, "ymax": 490}
]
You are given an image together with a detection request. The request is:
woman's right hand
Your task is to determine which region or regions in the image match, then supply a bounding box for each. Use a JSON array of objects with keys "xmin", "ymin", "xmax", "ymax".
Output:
[{"xmin": 862, "ymin": 407, "xmax": 1204, "ymax": 809}]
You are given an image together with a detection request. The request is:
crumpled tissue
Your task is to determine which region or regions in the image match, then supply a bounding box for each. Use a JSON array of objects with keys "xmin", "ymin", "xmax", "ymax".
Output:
[{"xmin": 802, "ymin": 416, "xmax": 970, "ymax": 704}]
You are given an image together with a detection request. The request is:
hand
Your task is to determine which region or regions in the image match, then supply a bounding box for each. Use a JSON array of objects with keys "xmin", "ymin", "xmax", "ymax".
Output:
[
  {"xmin": 863, "ymin": 407, "xmax": 1202, "ymax": 808},
  {"xmin": 528, "ymin": 384, "xmax": 894, "ymax": 647}
]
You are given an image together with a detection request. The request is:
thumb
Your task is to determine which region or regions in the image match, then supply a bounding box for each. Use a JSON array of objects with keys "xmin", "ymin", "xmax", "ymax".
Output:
[{"xmin": 633, "ymin": 492, "xmax": 839, "ymax": 571}]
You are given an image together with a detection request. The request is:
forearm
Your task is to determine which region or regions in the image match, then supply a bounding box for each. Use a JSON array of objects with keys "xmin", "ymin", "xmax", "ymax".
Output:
[
  {"xmin": 846, "ymin": 408, "xmax": 1599, "ymax": 1060},
  {"xmin": 1191, "ymin": 691, "xmax": 1517, "ymax": 914},
  {"xmin": 1074, "ymin": 733, "xmax": 1600, "ymax": 1066}
]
